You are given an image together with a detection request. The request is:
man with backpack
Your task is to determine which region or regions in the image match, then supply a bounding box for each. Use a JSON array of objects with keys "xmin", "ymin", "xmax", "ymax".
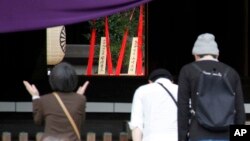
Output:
[{"xmin": 177, "ymin": 33, "xmax": 246, "ymax": 141}]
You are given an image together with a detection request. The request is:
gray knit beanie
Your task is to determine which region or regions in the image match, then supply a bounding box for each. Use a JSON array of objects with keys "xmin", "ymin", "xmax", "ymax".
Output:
[{"xmin": 192, "ymin": 33, "xmax": 219, "ymax": 55}]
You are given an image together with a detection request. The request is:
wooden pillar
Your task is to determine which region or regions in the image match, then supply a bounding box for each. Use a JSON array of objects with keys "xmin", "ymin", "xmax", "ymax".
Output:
[
  {"xmin": 119, "ymin": 132, "xmax": 128, "ymax": 141},
  {"xmin": 2, "ymin": 132, "xmax": 11, "ymax": 141},
  {"xmin": 19, "ymin": 132, "xmax": 28, "ymax": 141},
  {"xmin": 103, "ymin": 132, "xmax": 112, "ymax": 141},
  {"xmin": 86, "ymin": 132, "xmax": 96, "ymax": 141},
  {"xmin": 243, "ymin": 0, "xmax": 249, "ymax": 77},
  {"xmin": 36, "ymin": 132, "xmax": 44, "ymax": 141}
]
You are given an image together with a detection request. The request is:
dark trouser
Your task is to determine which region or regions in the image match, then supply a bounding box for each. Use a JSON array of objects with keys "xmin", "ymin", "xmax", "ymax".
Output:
[{"xmin": 190, "ymin": 139, "xmax": 229, "ymax": 141}]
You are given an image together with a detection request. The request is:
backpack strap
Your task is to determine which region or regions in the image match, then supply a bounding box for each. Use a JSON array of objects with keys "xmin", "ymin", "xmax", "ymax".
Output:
[
  {"xmin": 223, "ymin": 68, "xmax": 235, "ymax": 95},
  {"xmin": 191, "ymin": 63, "xmax": 202, "ymax": 72},
  {"xmin": 157, "ymin": 82, "xmax": 178, "ymax": 107}
]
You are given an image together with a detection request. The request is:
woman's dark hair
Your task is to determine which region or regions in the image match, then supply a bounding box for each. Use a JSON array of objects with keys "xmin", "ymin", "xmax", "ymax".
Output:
[{"xmin": 49, "ymin": 62, "xmax": 78, "ymax": 92}]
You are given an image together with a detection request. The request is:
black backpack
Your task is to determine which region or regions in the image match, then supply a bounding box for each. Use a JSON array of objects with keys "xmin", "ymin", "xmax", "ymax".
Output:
[{"xmin": 192, "ymin": 63, "xmax": 235, "ymax": 131}]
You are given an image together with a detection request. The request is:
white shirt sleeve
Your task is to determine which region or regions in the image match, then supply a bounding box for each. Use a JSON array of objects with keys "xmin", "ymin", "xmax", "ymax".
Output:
[{"xmin": 129, "ymin": 88, "xmax": 144, "ymax": 131}]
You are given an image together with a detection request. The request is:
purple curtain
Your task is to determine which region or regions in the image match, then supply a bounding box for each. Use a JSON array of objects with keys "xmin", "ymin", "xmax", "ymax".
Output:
[{"xmin": 0, "ymin": 0, "xmax": 152, "ymax": 33}]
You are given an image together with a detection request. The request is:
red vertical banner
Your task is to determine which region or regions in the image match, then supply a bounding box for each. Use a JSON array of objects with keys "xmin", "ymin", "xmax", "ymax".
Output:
[
  {"xmin": 86, "ymin": 21, "xmax": 96, "ymax": 75},
  {"xmin": 136, "ymin": 5, "xmax": 144, "ymax": 75},
  {"xmin": 115, "ymin": 8, "xmax": 135, "ymax": 75},
  {"xmin": 105, "ymin": 17, "xmax": 113, "ymax": 75},
  {"xmin": 115, "ymin": 27, "xmax": 129, "ymax": 75}
]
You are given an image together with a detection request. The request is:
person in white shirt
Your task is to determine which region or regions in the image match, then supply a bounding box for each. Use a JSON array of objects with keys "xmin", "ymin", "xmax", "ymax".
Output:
[{"xmin": 129, "ymin": 68, "xmax": 178, "ymax": 141}]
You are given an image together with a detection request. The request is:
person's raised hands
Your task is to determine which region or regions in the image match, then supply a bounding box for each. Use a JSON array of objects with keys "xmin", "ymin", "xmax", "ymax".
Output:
[
  {"xmin": 76, "ymin": 81, "xmax": 90, "ymax": 95},
  {"xmin": 23, "ymin": 80, "xmax": 40, "ymax": 97}
]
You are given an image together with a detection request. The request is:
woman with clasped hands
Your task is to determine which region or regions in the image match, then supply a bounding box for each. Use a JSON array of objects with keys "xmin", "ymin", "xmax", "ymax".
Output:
[{"xmin": 23, "ymin": 62, "xmax": 89, "ymax": 141}]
